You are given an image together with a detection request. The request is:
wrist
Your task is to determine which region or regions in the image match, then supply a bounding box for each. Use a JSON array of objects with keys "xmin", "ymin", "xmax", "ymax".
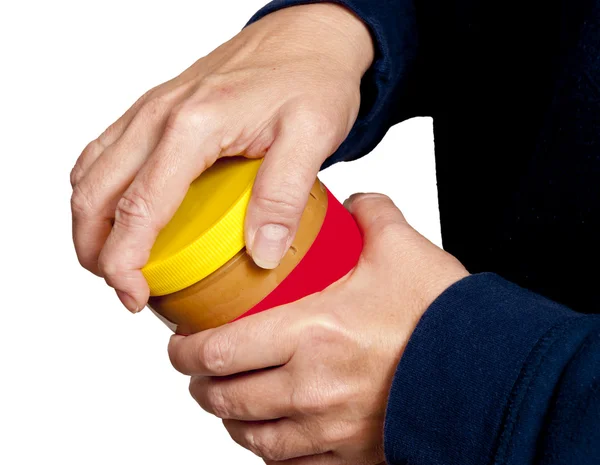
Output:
[
  {"xmin": 250, "ymin": 3, "xmax": 374, "ymax": 79},
  {"xmin": 405, "ymin": 263, "xmax": 471, "ymax": 346},
  {"xmin": 305, "ymin": 3, "xmax": 375, "ymax": 76}
]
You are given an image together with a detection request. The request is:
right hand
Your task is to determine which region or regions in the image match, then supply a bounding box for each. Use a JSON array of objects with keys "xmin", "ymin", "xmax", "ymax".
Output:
[{"xmin": 70, "ymin": 3, "xmax": 374, "ymax": 313}]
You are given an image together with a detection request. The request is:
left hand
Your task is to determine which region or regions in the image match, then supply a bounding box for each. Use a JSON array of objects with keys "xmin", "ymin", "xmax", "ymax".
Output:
[{"xmin": 168, "ymin": 193, "xmax": 469, "ymax": 464}]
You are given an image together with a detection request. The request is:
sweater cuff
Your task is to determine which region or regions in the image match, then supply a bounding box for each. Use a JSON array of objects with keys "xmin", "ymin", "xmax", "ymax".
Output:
[
  {"xmin": 384, "ymin": 273, "xmax": 583, "ymax": 465},
  {"xmin": 247, "ymin": 0, "xmax": 418, "ymax": 168}
]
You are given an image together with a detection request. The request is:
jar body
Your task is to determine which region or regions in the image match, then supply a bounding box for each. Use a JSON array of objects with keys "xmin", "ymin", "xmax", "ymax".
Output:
[{"xmin": 148, "ymin": 180, "xmax": 362, "ymax": 335}]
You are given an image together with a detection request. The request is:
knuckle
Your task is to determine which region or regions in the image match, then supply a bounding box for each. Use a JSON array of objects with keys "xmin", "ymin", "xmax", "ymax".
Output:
[
  {"xmin": 188, "ymin": 376, "xmax": 198, "ymax": 395},
  {"xmin": 166, "ymin": 103, "xmax": 220, "ymax": 137},
  {"xmin": 288, "ymin": 315, "xmax": 352, "ymax": 416},
  {"xmin": 247, "ymin": 429, "xmax": 283, "ymax": 461},
  {"xmin": 114, "ymin": 190, "xmax": 153, "ymax": 230},
  {"xmin": 73, "ymin": 245, "xmax": 98, "ymax": 274},
  {"xmin": 97, "ymin": 252, "xmax": 124, "ymax": 283},
  {"xmin": 188, "ymin": 377, "xmax": 197, "ymax": 398},
  {"xmin": 127, "ymin": 88, "xmax": 157, "ymax": 115},
  {"xmin": 69, "ymin": 165, "xmax": 83, "ymax": 188},
  {"xmin": 70, "ymin": 139, "xmax": 105, "ymax": 187},
  {"xmin": 82, "ymin": 138, "xmax": 106, "ymax": 158},
  {"xmin": 164, "ymin": 106, "xmax": 191, "ymax": 135},
  {"xmin": 306, "ymin": 313, "xmax": 345, "ymax": 345},
  {"xmin": 200, "ymin": 72, "xmax": 227, "ymax": 90},
  {"xmin": 138, "ymin": 88, "xmax": 157, "ymax": 105},
  {"xmin": 200, "ymin": 73, "xmax": 237, "ymax": 99},
  {"xmin": 98, "ymin": 123, "xmax": 119, "ymax": 146},
  {"xmin": 205, "ymin": 384, "xmax": 231, "ymax": 419},
  {"xmin": 137, "ymin": 96, "xmax": 170, "ymax": 122},
  {"xmin": 251, "ymin": 185, "xmax": 305, "ymax": 221},
  {"xmin": 70, "ymin": 184, "xmax": 94, "ymax": 218},
  {"xmin": 201, "ymin": 332, "xmax": 233, "ymax": 374}
]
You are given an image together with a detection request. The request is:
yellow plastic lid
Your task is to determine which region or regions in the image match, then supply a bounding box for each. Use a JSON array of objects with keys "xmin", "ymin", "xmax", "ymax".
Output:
[{"xmin": 142, "ymin": 157, "xmax": 262, "ymax": 296}]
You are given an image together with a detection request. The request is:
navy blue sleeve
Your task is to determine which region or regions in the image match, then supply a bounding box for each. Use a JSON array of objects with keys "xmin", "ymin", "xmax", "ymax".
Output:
[
  {"xmin": 247, "ymin": 0, "xmax": 419, "ymax": 168},
  {"xmin": 385, "ymin": 273, "xmax": 600, "ymax": 465},
  {"xmin": 247, "ymin": 4, "xmax": 600, "ymax": 464}
]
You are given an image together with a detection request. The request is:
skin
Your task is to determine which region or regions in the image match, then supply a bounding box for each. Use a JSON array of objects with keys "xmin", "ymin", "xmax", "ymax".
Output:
[
  {"xmin": 70, "ymin": 3, "xmax": 373, "ymax": 312},
  {"xmin": 71, "ymin": 3, "xmax": 470, "ymax": 464},
  {"xmin": 168, "ymin": 194, "xmax": 469, "ymax": 464}
]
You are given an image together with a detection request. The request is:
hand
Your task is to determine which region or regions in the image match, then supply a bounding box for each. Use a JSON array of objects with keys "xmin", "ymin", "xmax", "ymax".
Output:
[
  {"xmin": 168, "ymin": 194, "xmax": 469, "ymax": 465},
  {"xmin": 70, "ymin": 4, "xmax": 374, "ymax": 312}
]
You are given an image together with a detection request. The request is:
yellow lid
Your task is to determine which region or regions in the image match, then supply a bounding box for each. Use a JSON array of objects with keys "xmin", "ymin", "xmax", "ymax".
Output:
[{"xmin": 142, "ymin": 157, "xmax": 262, "ymax": 296}]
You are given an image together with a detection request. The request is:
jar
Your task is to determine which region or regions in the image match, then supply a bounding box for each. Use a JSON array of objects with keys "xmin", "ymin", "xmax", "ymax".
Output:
[{"xmin": 142, "ymin": 157, "xmax": 362, "ymax": 335}]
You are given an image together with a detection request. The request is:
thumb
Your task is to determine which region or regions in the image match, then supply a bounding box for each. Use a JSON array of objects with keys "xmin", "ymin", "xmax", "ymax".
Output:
[
  {"xmin": 245, "ymin": 120, "xmax": 336, "ymax": 269},
  {"xmin": 344, "ymin": 193, "xmax": 409, "ymax": 256}
]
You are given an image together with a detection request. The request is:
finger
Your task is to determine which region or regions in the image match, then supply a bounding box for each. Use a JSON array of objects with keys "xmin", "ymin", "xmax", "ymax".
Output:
[
  {"xmin": 264, "ymin": 454, "xmax": 341, "ymax": 465},
  {"xmin": 189, "ymin": 367, "xmax": 293, "ymax": 420},
  {"xmin": 224, "ymin": 418, "xmax": 330, "ymax": 462},
  {"xmin": 343, "ymin": 193, "xmax": 408, "ymax": 260},
  {"xmin": 70, "ymin": 91, "xmax": 151, "ymax": 188},
  {"xmin": 244, "ymin": 108, "xmax": 342, "ymax": 269},
  {"xmin": 168, "ymin": 304, "xmax": 299, "ymax": 376},
  {"xmin": 71, "ymin": 92, "xmax": 182, "ymax": 276},
  {"xmin": 96, "ymin": 103, "xmax": 225, "ymax": 311},
  {"xmin": 344, "ymin": 193, "xmax": 407, "ymax": 228}
]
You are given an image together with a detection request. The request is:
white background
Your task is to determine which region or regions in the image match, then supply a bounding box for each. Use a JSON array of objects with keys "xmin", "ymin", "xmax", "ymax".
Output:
[{"xmin": 0, "ymin": 1, "xmax": 439, "ymax": 463}]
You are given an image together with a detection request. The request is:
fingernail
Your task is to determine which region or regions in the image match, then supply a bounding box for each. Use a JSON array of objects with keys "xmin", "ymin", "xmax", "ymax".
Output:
[
  {"xmin": 116, "ymin": 290, "xmax": 141, "ymax": 313},
  {"xmin": 251, "ymin": 224, "xmax": 289, "ymax": 269},
  {"xmin": 344, "ymin": 193, "xmax": 386, "ymax": 212},
  {"xmin": 343, "ymin": 197, "xmax": 353, "ymax": 211},
  {"xmin": 343, "ymin": 193, "xmax": 364, "ymax": 212}
]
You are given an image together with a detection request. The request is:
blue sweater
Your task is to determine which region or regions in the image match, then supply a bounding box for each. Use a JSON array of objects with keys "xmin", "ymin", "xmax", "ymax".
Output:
[{"xmin": 248, "ymin": 1, "xmax": 600, "ymax": 464}]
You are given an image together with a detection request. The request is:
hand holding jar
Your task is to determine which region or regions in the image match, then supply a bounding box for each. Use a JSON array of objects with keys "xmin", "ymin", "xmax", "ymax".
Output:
[
  {"xmin": 168, "ymin": 193, "xmax": 469, "ymax": 464},
  {"xmin": 69, "ymin": 3, "xmax": 373, "ymax": 312}
]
